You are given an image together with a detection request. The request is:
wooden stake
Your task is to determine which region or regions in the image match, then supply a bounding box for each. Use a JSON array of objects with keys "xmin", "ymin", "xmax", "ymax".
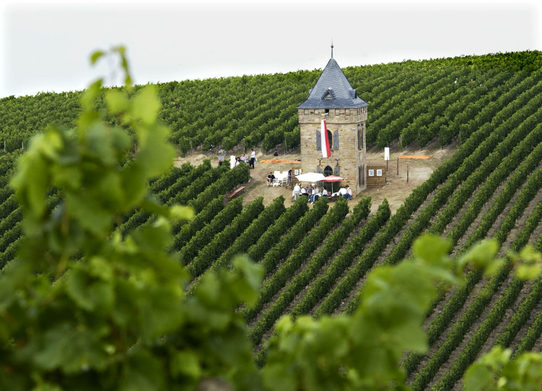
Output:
[
  {"xmin": 396, "ymin": 158, "xmax": 399, "ymax": 175},
  {"xmin": 406, "ymin": 164, "xmax": 409, "ymax": 183}
]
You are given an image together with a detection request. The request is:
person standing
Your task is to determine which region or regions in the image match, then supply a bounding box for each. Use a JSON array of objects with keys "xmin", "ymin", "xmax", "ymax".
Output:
[
  {"xmin": 218, "ymin": 149, "xmax": 225, "ymax": 166},
  {"xmin": 249, "ymin": 149, "xmax": 256, "ymax": 169},
  {"xmin": 346, "ymin": 186, "xmax": 353, "ymax": 200},
  {"xmin": 292, "ymin": 183, "xmax": 301, "ymax": 200},
  {"xmin": 287, "ymin": 169, "xmax": 292, "ymax": 187}
]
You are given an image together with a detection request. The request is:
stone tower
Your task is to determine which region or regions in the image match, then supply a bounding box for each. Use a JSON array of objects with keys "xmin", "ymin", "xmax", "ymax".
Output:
[{"xmin": 298, "ymin": 50, "xmax": 368, "ymax": 194}]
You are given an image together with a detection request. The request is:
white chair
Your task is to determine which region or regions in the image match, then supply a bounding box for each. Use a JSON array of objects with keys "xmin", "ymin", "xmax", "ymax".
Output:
[
  {"xmin": 272, "ymin": 172, "xmax": 283, "ymax": 187},
  {"xmin": 273, "ymin": 171, "xmax": 280, "ymax": 186}
]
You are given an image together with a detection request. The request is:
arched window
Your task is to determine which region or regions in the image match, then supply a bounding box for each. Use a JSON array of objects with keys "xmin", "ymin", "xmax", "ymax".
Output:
[
  {"xmin": 334, "ymin": 166, "xmax": 340, "ymax": 176},
  {"xmin": 327, "ymin": 129, "xmax": 333, "ymax": 150},
  {"xmin": 333, "ymin": 130, "xmax": 339, "ymax": 150},
  {"xmin": 316, "ymin": 130, "xmax": 321, "ymax": 151},
  {"xmin": 324, "ymin": 165, "xmax": 333, "ymax": 176}
]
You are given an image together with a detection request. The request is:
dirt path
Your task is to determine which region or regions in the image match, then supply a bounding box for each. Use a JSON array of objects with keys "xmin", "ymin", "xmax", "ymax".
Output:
[{"xmin": 174, "ymin": 146, "xmax": 456, "ymax": 214}]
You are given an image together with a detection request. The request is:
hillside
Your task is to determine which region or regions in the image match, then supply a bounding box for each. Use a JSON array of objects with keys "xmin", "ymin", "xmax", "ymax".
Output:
[
  {"xmin": 2, "ymin": 51, "xmax": 541, "ymax": 155},
  {"xmin": 1, "ymin": 51, "xmax": 542, "ymax": 390}
]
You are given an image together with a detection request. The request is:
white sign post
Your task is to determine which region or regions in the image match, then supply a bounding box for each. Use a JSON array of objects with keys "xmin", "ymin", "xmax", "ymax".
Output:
[{"xmin": 384, "ymin": 147, "xmax": 390, "ymax": 171}]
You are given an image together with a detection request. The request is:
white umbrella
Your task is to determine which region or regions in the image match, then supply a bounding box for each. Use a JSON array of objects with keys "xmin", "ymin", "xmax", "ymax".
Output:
[{"xmin": 296, "ymin": 172, "xmax": 326, "ymax": 182}]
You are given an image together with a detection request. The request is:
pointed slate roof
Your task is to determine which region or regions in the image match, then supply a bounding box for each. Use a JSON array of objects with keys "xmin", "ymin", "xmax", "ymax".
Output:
[{"xmin": 298, "ymin": 58, "xmax": 368, "ymax": 109}]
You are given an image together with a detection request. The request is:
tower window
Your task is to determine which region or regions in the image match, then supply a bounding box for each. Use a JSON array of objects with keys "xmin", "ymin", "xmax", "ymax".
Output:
[
  {"xmin": 359, "ymin": 165, "xmax": 365, "ymax": 186},
  {"xmin": 324, "ymin": 165, "xmax": 333, "ymax": 176},
  {"xmin": 357, "ymin": 124, "xmax": 363, "ymax": 150},
  {"xmin": 325, "ymin": 109, "xmax": 329, "ymax": 114},
  {"xmin": 322, "ymin": 88, "xmax": 335, "ymax": 100},
  {"xmin": 333, "ymin": 130, "xmax": 339, "ymax": 150}
]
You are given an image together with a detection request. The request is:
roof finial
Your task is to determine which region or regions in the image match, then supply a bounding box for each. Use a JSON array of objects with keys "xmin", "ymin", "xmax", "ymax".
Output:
[{"xmin": 331, "ymin": 40, "xmax": 334, "ymax": 59}]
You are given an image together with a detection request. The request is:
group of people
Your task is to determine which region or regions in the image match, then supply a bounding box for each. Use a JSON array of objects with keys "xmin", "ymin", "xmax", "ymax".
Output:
[
  {"xmin": 292, "ymin": 183, "xmax": 352, "ymax": 202},
  {"xmin": 337, "ymin": 186, "xmax": 353, "ymax": 200},
  {"xmin": 292, "ymin": 183, "xmax": 326, "ymax": 203},
  {"xmin": 226, "ymin": 149, "xmax": 257, "ymax": 169}
]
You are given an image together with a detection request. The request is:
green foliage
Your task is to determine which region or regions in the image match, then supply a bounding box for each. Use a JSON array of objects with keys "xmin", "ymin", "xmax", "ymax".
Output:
[
  {"xmin": 210, "ymin": 196, "xmax": 286, "ymax": 273},
  {"xmin": 464, "ymin": 346, "xmax": 542, "ymax": 391},
  {"xmin": 0, "ymin": 47, "xmax": 261, "ymax": 391},
  {"xmin": 316, "ymin": 199, "xmax": 392, "ymax": 316},
  {"xmin": 171, "ymin": 195, "xmax": 225, "ymax": 251},
  {"xmin": 187, "ymin": 197, "xmax": 265, "ymax": 279},
  {"xmin": 177, "ymin": 197, "xmax": 243, "ymax": 266},
  {"xmin": 246, "ymin": 196, "xmax": 308, "ymax": 262},
  {"xmin": 257, "ymin": 197, "xmax": 328, "ymax": 280},
  {"xmin": 1, "ymin": 47, "xmax": 542, "ymax": 391},
  {"xmin": 248, "ymin": 198, "xmax": 350, "ymax": 345},
  {"xmin": 291, "ymin": 198, "xmax": 388, "ymax": 317},
  {"xmin": 263, "ymin": 235, "xmax": 462, "ymax": 391},
  {"xmin": 2, "ymin": 52, "xmax": 541, "ymax": 157},
  {"xmin": 188, "ymin": 164, "xmax": 250, "ymax": 212},
  {"xmin": 258, "ymin": 196, "xmax": 370, "ymax": 334}
]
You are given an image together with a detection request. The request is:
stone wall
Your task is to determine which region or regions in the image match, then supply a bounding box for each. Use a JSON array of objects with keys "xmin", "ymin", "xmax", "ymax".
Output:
[{"xmin": 298, "ymin": 107, "xmax": 367, "ymax": 194}]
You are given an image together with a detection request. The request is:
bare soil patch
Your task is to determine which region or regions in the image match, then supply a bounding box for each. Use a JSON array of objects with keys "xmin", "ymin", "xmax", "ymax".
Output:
[{"xmin": 174, "ymin": 146, "xmax": 456, "ymax": 213}]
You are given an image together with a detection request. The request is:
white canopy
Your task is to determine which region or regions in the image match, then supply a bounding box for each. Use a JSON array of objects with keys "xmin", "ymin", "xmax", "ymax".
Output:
[{"xmin": 296, "ymin": 172, "xmax": 326, "ymax": 182}]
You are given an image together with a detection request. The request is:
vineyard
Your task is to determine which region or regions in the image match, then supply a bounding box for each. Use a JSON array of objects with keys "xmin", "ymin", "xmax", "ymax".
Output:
[{"xmin": 1, "ymin": 50, "xmax": 542, "ymax": 389}]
